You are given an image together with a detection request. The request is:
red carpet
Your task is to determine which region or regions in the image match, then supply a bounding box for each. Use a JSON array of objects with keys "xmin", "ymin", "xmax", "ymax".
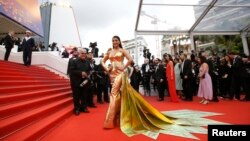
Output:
[
  {"xmin": 41, "ymin": 93, "xmax": 250, "ymax": 141},
  {"xmin": 0, "ymin": 60, "xmax": 73, "ymax": 141},
  {"xmin": 1, "ymin": 60, "xmax": 249, "ymax": 141}
]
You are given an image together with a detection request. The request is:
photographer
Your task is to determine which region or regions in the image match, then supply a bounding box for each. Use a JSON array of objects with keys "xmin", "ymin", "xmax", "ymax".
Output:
[
  {"xmin": 89, "ymin": 42, "xmax": 99, "ymax": 57},
  {"xmin": 49, "ymin": 42, "xmax": 58, "ymax": 51},
  {"xmin": 143, "ymin": 47, "xmax": 151, "ymax": 61},
  {"xmin": 87, "ymin": 55, "xmax": 97, "ymax": 108},
  {"xmin": 93, "ymin": 60, "xmax": 110, "ymax": 104},
  {"xmin": 70, "ymin": 48, "xmax": 91, "ymax": 115}
]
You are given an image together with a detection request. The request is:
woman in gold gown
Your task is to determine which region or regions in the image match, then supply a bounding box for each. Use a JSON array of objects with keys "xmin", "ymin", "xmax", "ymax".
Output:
[
  {"xmin": 101, "ymin": 36, "xmax": 222, "ymax": 139},
  {"xmin": 101, "ymin": 36, "xmax": 173, "ymax": 135}
]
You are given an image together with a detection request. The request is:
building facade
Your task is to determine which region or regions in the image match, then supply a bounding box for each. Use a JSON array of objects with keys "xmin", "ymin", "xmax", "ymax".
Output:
[
  {"xmin": 161, "ymin": 35, "xmax": 191, "ymax": 57},
  {"xmin": 122, "ymin": 36, "xmax": 148, "ymax": 66},
  {"xmin": 40, "ymin": 2, "xmax": 81, "ymax": 50}
]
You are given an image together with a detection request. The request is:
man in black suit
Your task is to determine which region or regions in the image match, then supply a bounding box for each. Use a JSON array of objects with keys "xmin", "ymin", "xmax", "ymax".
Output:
[
  {"xmin": 141, "ymin": 58, "xmax": 153, "ymax": 96},
  {"xmin": 70, "ymin": 48, "xmax": 91, "ymax": 115},
  {"xmin": 95, "ymin": 59, "xmax": 110, "ymax": 104},
  {"xmin": 21, "ymin": 30, "xmax": 35, "ymax": 66},
  {"xmin": 180, "ymin": 53, "xmax": 193, "ymax": 101},
  {"xmin": 67, "ymin": 47, "xmax": 78, "ymax": 97},
  {"xmin": 4, "ymin": 31, "xmax": 15, "ymax": 61},
  {"xmin": 207, "ymin": 56, "xmax": 219, "ymax": 102},
  {"xmin": 86, "ymin": 53, "xmax": 97, "ymax": 108},
  {"xmin": 152, "ymin": 58, "xmax": 166, "ymax": 101},
  {"xmin": 228, "ymin": 52, "xmax": 244, "ymax": 100}
]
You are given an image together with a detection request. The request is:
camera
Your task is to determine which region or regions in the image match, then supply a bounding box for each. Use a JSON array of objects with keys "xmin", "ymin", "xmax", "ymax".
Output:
[
  {"xmin": 89, "ymin": 42, "xmax": 99, "ymax": 57},
  {"xmin": 89, "ymin": 42, "xmax": 97, "ymax": 48},
  {"xmin": 80, "ymin": 79, "xmax": 88, "ymax": 87}
]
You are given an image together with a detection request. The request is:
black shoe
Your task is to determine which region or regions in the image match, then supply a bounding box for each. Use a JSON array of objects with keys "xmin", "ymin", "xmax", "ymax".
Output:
[
  {"xmin": 98, "ymin": 101, "xmax": 104, "ymax": 104},
  {"xmin": 82, "ymin": 109, "xmax": 90, "ymax": 113},
  {"xmin": 212, "ymin": 99, "xmax": 219, "ymax": 102},
  {"xmin": 88, "ymin": 104, "xmax": 97, "ymax": 108},
  {"xmin": 184, "ymin": 98, "xmax": 192, "ymax": 101},
  {"xmin": 240, "ymin": 98, "xmax": 250, "ymax": 101},
  {"xmin": 74, "ymin": 110, "xmax": 80, "ymax": 116},
  {"xmin": 157, "ymin": 98, "xmax": 164, "ymax": 101},
  {"xmin": 80, "ymin": 108, "xmax": 90, "ymax": 113}
]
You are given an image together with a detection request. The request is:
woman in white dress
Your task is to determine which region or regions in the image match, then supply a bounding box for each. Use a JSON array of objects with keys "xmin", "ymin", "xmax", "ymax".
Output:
[{"xmin": 174, "ymin": 58, "xmax": 183, "ymax": 97}]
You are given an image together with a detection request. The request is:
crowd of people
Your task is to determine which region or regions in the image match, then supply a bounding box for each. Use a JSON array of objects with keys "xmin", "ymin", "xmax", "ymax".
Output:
[{"xmin": 139, "ymin": 51, "xmax": 250, "ymax": 104}]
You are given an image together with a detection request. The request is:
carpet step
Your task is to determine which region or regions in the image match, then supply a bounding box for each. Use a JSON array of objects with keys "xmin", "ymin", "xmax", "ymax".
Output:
[
  {"xmin": 0, "ymin": 61, "xmax": 48, "ymax": 69},
  {"xmin": 0, "ymin": 80, "xmax": 69, "ymax": 86},
  {"xmin": 0, "ymin": 75, "xmax": 64, "ymax": 81},
  {"xmin": 0, "ymin": 63, "xmax": 45, "ymax": 69},
  {"xmin": 0, "ymin": 71, "xmax": 59, "ymax": 77},
  {"xmin": 0, "ymin": 83, "xmax": 68, "ymax": 94},
  {"xmin": 0, "ymin": 98, "xmax": 72, "ymax": 139},
  {"xmin": 0, "ymin": 68, "xmax": 57, "ymax": 76},
  {"xmin": 0, "ymin": 88, "xmax": 71, "ymax": 105},
  {"xmin": 0, "ymin": 60, "xmax": 36, "ymax": 67},
  {"xmin": 2, "ymin": 104, "xmax": 73, "ymax": 141},
  {"xmin": 0, "ymin": 92, "xmax": 71, "ymax": 119},
  {"xmin": 0, "ymin": 66, "xmax": 53, "ymax": 73}
]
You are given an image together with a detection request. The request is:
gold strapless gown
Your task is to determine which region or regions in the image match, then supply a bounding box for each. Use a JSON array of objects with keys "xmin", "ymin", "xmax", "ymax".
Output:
[
  {"xmin": 103, "ymin": 51, "xmax": 173, "ymax": 134},
  {"xmin": 103, "ymin": 51, "xmax": 227, "ymax": 139}
]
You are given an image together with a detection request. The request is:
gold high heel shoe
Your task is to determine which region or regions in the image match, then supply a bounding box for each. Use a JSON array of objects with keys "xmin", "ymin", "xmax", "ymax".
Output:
[
  {"xmin": 199, "ymin": 99, "xmax": 205, "ymax": 103},
  {"xmin": 202, "ymin": 100, "xmax": 209, "ymax": 104}
]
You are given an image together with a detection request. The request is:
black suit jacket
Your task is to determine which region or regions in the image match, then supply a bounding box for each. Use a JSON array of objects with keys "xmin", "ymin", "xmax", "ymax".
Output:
[
  {"xmin": 67, "ymin": 56, "xmax": 78, "ymax": 75},
  {"xmin": 232, "ymin": 56, "xmax": 244, "ymax": 77},
  {"xmin": 181, "ymin": 59, "xmax": 193, "ymax": 79},
  {"xmin": 21, "ymin": 38, "xmax": 35, "ymax": 51},
  {"xmin": 95, "ymin": 64, "xmax": 109, "ymax": 85},
  {"xmin": 70, "ymin": 58, "xmax": 91, "ymax": 87},
  {"xmin": 219, "ymin": 64, "xmax": 232, "ymax": 79},
  {"xmin": 152, "ymin": 64, "xmax": 166, "ymax": 83},
  {"xmin": 91, "ymin": 48, "xmax": 99, "ymax": 58},
  {"xmin": 4, "ymin": 34, "xmax": 14, "ymax": 49},
  {"xmin": 141, "ymin": 63, "xmax": 153, "ymax": 76}
]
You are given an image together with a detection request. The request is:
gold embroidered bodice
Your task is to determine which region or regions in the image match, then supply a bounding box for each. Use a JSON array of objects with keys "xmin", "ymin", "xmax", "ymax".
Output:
[{"xmin": 109, "ymin": 50, "xmax": 124, "ymax": 83}]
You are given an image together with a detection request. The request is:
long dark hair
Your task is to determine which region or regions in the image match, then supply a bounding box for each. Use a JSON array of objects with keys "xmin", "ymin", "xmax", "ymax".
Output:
[
  {"xmin": 112, "ymin": 35, "xmax": 123, "ymax": 48},
  {"xmin": 199, "ymin": 55, "xmax": 207, "ymax": 64},
  {"xmin": 163, "ymin": 53, "xmax": 173, "ymax": 62}
]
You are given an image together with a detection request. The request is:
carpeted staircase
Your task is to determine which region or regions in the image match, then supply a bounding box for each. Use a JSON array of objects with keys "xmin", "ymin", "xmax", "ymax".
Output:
[{"xmin": 0, "ymin": 60, "xmax": 73, "ymax": 141}]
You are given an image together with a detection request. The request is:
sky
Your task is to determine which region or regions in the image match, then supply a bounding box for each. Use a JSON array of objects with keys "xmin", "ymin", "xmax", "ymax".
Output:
[
  {"xmin": 38, "ymin": 0, "xmax": 200, "ymax": 56},
  {"xmin": 39, "ymin": 0, "xmax": 141, "ymax": 54}
]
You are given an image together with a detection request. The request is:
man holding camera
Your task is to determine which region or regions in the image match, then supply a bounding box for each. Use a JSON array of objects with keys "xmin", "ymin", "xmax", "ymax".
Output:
[
  {"xmin": 86, "ymin": 53, "xmax": 97, "ymax": 108},
  {"xmin": 70, "ymin": 48, "xmax": 91, "ymax": 115}
]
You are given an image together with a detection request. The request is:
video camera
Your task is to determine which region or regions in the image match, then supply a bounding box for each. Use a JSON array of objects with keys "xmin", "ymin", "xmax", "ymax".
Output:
[
  {"xmin": 89, "ymin": 42, "xmax": 97, "ymax": 48},
  {"xmin": 89, "ymin": 42, "xmax": 99, "ymax": 57}
]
